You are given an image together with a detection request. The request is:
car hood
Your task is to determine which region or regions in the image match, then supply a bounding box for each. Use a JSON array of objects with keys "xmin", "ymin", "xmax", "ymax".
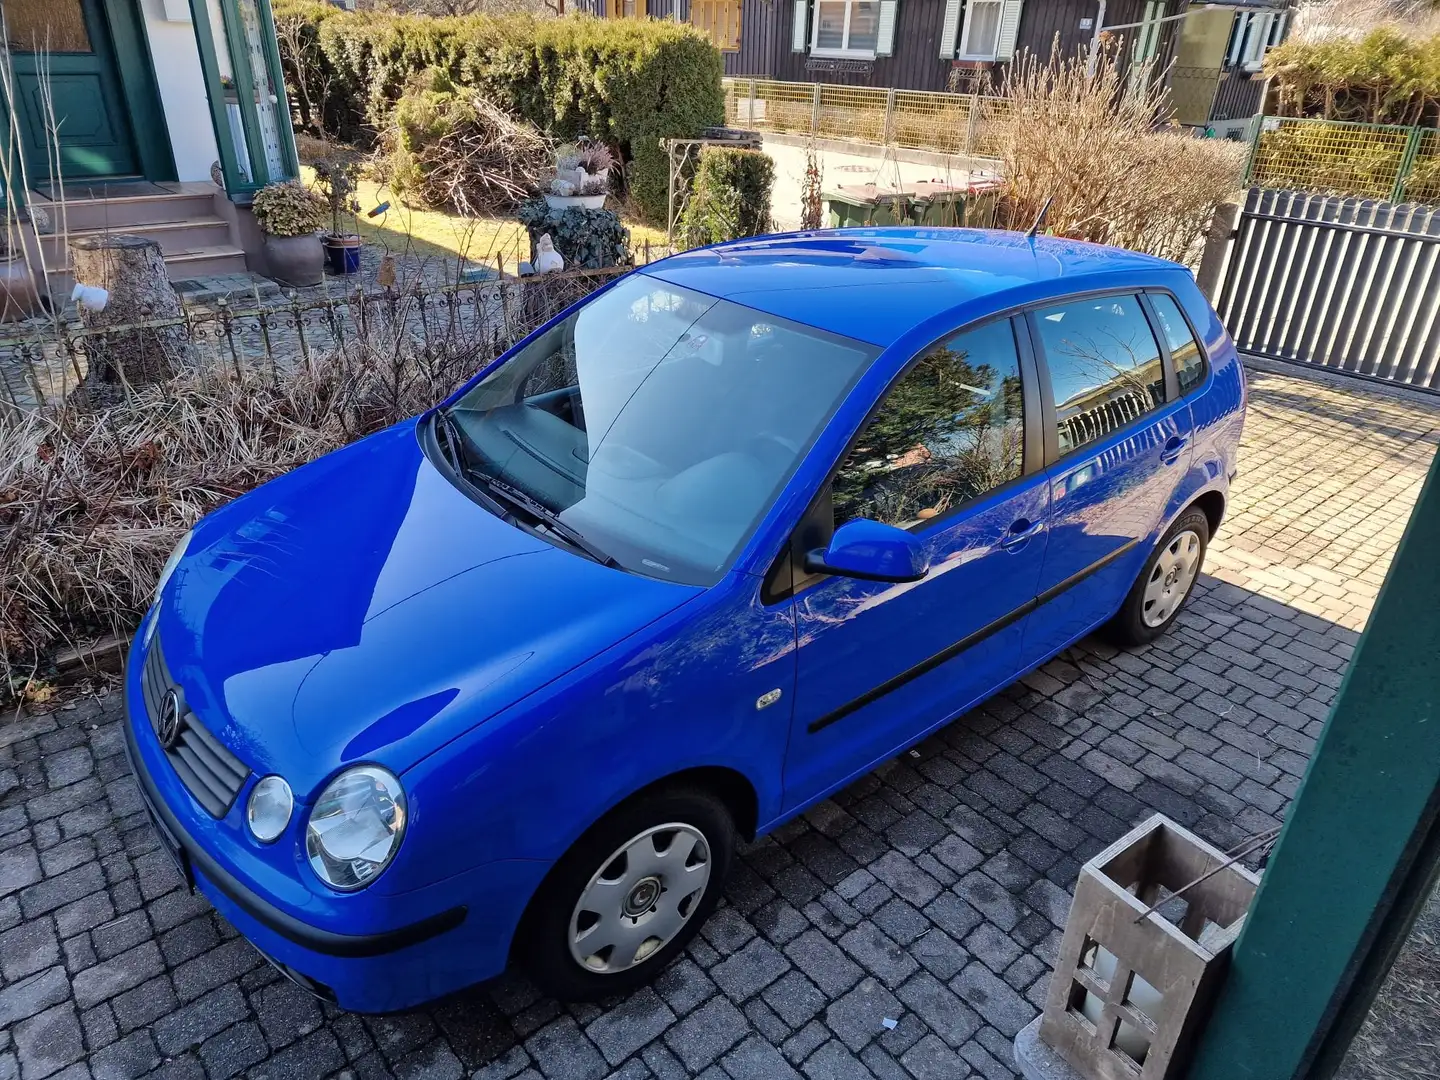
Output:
[{"xmin": 157, "ymin": 418, "xmax": 700, "ymax": 796}]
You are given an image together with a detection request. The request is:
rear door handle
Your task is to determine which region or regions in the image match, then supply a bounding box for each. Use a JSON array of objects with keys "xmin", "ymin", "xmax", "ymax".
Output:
[
  {"xmin": 1161, "ymin": 434, "xmax": 1188, "ymax": 465},
  {"xmin": 1001, "ymin": 518, "xmax": 1043, "ymax": 551}
]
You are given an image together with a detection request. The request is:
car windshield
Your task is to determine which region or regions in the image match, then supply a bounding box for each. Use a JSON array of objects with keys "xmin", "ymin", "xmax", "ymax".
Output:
[{"xmin": 443, "ymin": 275, "xmax": 878, "ymax": 585}]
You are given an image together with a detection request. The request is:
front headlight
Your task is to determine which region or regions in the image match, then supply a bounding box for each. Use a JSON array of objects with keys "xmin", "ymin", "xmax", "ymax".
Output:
[
  {"xmin": 247, "ymin": 776, "xmax": 293, "ymax": 843},
  {"xmin": 305, "ymin": 766, "xmax": 406, "ymax": 891},
  {"xmin": 154, "ymin": 529, "xmax": 193, "ymax": 603}
]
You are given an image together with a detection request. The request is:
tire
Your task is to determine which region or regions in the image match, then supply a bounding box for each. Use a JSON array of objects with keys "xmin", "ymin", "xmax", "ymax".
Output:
[
  {"xmin": 516, "ymin": 787, "xmax": 735, "ymax": 1001},
  {"xmin": 1108, "ymin": 509, "xmax": 1210, "ymax": 647}
]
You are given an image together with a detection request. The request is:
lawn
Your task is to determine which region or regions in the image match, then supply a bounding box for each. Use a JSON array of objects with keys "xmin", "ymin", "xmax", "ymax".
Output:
[{"xmin": 299, "ymin": 166, "xmax": 668, "ymax": 272}]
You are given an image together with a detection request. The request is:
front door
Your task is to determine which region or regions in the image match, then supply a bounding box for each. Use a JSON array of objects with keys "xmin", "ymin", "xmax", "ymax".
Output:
[
  {"xmin": 783, "ymin": 316, "xmax": 1049, "ymax": 810},
  {"xmin": 6, "ymin": 0, "xmax": 143, "ymax": 181},
  {"xmin": 1020, "ymin": 292, "xmax": 1195, "ymax": 666}
]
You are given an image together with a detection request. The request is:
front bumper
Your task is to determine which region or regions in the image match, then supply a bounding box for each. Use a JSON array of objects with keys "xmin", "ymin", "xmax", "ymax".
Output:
[{"xmin": 122, "ymin": 642, "xmax": 544, "ymax": 1012}]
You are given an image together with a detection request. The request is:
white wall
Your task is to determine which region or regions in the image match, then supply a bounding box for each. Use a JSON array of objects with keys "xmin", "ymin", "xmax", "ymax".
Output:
[{"xmin": 139, "ymin": 0, "xmax": 222, "ymax": 183}]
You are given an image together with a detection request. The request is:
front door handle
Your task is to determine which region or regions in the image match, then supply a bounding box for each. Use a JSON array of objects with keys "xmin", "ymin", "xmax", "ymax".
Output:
[
  {"xmin": 1161, "ymin": 434, "xmax": 1189, "ymax": 465},
  {"xmin": 1001, "ymin": 518, "xmax": 1043, "ymax": 551}
]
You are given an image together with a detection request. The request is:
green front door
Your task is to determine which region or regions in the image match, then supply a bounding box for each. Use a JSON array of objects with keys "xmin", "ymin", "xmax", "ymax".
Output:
[{"xmin": 6, "ymin": 0, "xmax": 143, "ymax": 181}]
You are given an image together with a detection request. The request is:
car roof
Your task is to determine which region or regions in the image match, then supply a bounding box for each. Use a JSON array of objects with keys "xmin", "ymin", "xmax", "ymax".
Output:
[{"xmin": 640, "ymin": 228, "xmax": 1183, "ymax": 348}]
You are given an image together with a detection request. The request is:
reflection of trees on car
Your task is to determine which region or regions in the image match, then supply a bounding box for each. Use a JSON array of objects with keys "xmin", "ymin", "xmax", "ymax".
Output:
[{"xmin": 834, "ymin": 344, "xmax": 1023, "ymax": 529}]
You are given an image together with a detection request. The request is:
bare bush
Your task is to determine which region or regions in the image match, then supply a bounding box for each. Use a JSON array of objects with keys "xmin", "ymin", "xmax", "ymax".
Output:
[
  {"xmin": 991, "ymin": 45, "xmax": 1247, "ymax": 264},
  {"xmin": 0, "ymin": 329, "xmax": 492, "ymax": 686},
  {"xmin": 385, "ymin": 74, "xmax": 555, "ymax": 217}
]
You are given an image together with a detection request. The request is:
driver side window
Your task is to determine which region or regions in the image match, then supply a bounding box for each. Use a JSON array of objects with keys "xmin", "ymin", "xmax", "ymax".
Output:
[{"xmin": 833, "ymin": 318, "xmax": 1025, "ymax": 530}]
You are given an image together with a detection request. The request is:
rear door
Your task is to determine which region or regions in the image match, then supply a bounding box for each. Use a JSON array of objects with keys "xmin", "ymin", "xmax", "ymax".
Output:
[
  {"xmin": 1020, "ymin": 292, "xmax": 1195, "ymax": 665},
  {"xmin": 781, "ymin": 316, "xmax": 1050, "ymax": 809}
]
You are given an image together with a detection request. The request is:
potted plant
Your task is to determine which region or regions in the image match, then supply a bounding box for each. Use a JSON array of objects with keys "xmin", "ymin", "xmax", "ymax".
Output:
[
  {"xmin": 543, "ymin": 139, "xmax": 614, "ymax": 211},
  {"xmin": 313, "ymin": 158, "xmax": 363, "ymax": 275},
  {"xmin": 0, "ymin": 219, "xmax": 41, "ymax": 323},
  {"xmin": 251, "ymin": 180, "xmax": 326, "ymax": 287}
]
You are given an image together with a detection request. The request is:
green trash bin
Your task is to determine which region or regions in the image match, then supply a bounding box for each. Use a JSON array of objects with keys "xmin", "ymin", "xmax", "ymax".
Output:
[{"xmin": 822, "ymin": 185, "xmax": 916, "ymax": 228}]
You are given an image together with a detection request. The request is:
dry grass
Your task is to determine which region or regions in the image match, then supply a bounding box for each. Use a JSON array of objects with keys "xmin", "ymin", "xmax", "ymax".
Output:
[
  {"xmin": 0, "ymin": 316, "xmax": 494, "ymax": 693},
  {"xmin": 1338, "ymin": 883, "xmax": 1440, "ymax": 1080},
  {"xmin": 991, "ymin": 45, "xmax": 1247, "ymax": 264}
]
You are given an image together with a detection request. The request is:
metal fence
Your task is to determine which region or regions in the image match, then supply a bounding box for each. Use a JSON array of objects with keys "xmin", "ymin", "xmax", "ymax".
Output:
[
  {"xmin": 1213, "ymin": 188, "xmax": 1440, "ymax": 391},
  {"xmin": 0, "ymin": 266, "xmax": 631, "ymax": 418},
  {"xmin": 722, "ymin": 78, "xmax": 1010, "ymax": 159},
  {"xmin": 1247, "ymin": 117, "xmax": 1440, "ymax": 205}
]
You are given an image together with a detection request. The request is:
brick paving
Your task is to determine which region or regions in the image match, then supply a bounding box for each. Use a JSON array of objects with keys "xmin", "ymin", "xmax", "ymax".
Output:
[{"xmin": 2, "ymin": 361, "xmax": 1439, "ymax": 1080}]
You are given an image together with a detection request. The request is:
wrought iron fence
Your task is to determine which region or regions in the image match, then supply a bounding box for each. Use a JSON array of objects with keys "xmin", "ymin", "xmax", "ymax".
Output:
[
  {"xmin": 723, "ymin": 77, "xmax": 1007, "ymax": 160},
  {"xmin": 0, "ymin": 266, "xmax": 631, "ymax": 419}
]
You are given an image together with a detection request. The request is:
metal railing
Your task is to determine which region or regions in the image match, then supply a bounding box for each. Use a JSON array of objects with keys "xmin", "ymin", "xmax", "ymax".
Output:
[
  {"xmin": 723, "ymin": 77, "xmax": 1007, "ymax": 160},
  {"xmin": 1, "ymin": 265, "xmax": 634, "ymax": 418},
  {"xmin": 1248, "ymin": 117, "xmax": 1440, "ymax": 205}
]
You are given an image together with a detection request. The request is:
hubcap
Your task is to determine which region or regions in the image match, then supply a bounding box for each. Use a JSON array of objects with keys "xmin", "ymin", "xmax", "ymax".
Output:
[
  {"xmin": 568, "ymin": 823, "xmax": 711, "ymax": 974},
  {"xmin": 1141, "ymin": 529, "xmax": 1202, "ymax": 628}
]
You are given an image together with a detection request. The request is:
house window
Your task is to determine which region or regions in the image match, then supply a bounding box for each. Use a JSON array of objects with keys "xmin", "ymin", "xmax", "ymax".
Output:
[
  {"xmin": 691, "ymin": 0, "xmax": 743, "ymax": 50},
  {"xmin": 959, "ymin": 0, "xmax": 1003, "ymax": 60},
  {"xmin": 1226, "ymin": 11, "xmax": 1285, "ymax": 71},
  {"xmin": 813, "ymin": 0, "xmax": 881, "ymax": 57}
]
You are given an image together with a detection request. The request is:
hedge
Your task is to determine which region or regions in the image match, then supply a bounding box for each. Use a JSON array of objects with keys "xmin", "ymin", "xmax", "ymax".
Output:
[
  {"xmin": 679, "ymin": 147, "xmax": 774, "ymax": 248},
  {"xmin": 273, "ymin": 4, "xmax": 725, "ymax": 219}
]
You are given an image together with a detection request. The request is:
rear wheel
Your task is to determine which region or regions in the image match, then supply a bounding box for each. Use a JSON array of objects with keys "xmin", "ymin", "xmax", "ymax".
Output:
[
  {"xmin": 1108, "ymin": 509, "xmax": 1209, "ymax": 646},
  {"xmin": 517, "ymin": 787, "xmax": 735, "ymax": 1001}
]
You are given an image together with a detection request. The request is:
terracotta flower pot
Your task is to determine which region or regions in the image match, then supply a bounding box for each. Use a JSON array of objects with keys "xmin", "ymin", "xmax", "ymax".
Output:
[{"xmin": 263, "ymin": 233, "xmax": 324, "ymax": 287}]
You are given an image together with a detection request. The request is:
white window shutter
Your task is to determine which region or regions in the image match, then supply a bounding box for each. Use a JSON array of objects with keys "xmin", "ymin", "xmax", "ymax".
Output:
[
  {"xmin": 876, "ymin": 0, "xmax": 898, "ymax": 55},
  {"xmin": 995, "ymin": 0, "xmax": 1024, "ymax": 60},
  {"xmin": 793, "ymin": 0, "xmax": 809, "ymax": 51},
  {"xmin": 939, "ymin": 0, "xmax": 963, "ymax": 58}
]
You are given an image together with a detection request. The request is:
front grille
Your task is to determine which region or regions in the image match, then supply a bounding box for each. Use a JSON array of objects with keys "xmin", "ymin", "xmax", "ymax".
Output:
[{"xmin": 141, "ymin": 637, "xmax": 251, "ymax": 818}]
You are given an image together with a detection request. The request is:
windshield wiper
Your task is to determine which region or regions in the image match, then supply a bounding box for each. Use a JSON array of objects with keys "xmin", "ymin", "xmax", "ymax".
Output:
[
  {"xmin": 469, "ymin": 466, "xmax": 621, "ymax": 570},
  {"xmin": 432, "ymin": 410, "xmax": 467, "ymax": 471}
]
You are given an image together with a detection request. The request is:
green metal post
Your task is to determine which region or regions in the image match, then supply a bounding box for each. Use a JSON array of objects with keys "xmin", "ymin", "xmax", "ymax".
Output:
[
  {"xmin": 1187, "ymin": 448, "xmax": 1440, "ymax": 1080},
  {"xmin": 1243, "ymin": 115, "xmax": 1265, "ymax": 187},
  {"xmin": 1391, "ymin": 125, "xmax": 1423, "ymax": 205}
]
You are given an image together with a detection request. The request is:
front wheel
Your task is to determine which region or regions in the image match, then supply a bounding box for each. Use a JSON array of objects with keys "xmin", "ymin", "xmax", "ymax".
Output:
[
  {"xmin": 1108, "ymin": 509, "xmax": 1209, "ymax": 646},
  {"xmin": 517, "ymin": 787, "xmax": 735, "ymax": 1001}
]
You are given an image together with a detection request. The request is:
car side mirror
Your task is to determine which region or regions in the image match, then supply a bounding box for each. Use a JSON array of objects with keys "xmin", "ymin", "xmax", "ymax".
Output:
[{"xmin": 804, "ymin": 519, "xmax": 930, "ymax": 583}]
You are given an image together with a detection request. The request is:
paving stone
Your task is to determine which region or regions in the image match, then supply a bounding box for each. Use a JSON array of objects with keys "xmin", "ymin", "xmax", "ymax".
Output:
[
  {"xmin": 88, "ymin": 1031, "xmax": 160, "ymax": 1080},
  {"xmin": 662, "ymin": 995, "xmax": 750, "ymax": 1073},
  {"xmin": 900, "ymin": 1034, "xmax": 973, "ymax": 1080},
  {"xmin": 13, "ymin": 1003, "xmax": 84, "ymax": 1080},
  {"xmin": 711, "ymin": 936, "xmax": 791, "ymax": 1002},
  {"xmin": 584, "ymin": 988, "xmax": 674, "ymax": 1066},
  {"xmin": 800, "ymin": 1040, "xmax": 879, "ymax": 1080},
  {"xmin": 721, "ymin": 1034, "xmax": 802, "ymax": 1080},
  {"xmin": 0, "ymin": 968, "xmax": 71, "ymax": 1029},
  {"xmin": 152, "ymin": 986, "xmax": 249, "ymax": 1055},
  {"xmin": 837, "ymin": 924, "xmax": 918, "ymax": 989},
  {"xmin": 259, "ymin": 1031, "xmax": 347, "ymax": 1080},
  {"xmin": 952, "ymin": 962, "xmax": 1037, "ymax": 1039},
  {"xmin": 895, "ymin": 973, "xmax": 982, "ymax": 1049},
  {"xmin": 0, "ymin": 920, "xmax": 60, "ymax": 982},
  {"xmin": 762, "ymin": 971, "xmax": 828, "ymax": 1029},
  {"xmin": 825, "ymin": 979, "xmax": 902, "ymax": 1052},
  {"xmin": 70, "ymin": 942, "xmax": 163, "ymax": 1010},
  {"xmin": 198, "ymin": 1022, "xmax": 268, "ymax": 1080},
  {"xmin": 523, "ymin": 1016, "xmax": 608, "ymax": 1080},
  {"xmin": 783, "ymin": 929, "xmax": 865, "ymax": 997}
]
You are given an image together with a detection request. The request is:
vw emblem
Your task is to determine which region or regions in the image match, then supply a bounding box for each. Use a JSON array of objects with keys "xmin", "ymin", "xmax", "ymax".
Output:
[{"xmin": 156, "ymin": 690, "xmax": 183, "ymax": 750}]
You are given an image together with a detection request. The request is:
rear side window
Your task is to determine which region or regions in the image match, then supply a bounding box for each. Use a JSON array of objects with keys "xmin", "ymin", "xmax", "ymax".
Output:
[
  {"xmin": 1034, "ymin": 295, "xmax": 1166, "ymax": 454},
  {"xmin": 1149, "ymin": 293, "xmax": 1208, "ymax": 394},
  {"xmin": 833, "ymin": 318, "xmax": 1025, "ymax": 530}
]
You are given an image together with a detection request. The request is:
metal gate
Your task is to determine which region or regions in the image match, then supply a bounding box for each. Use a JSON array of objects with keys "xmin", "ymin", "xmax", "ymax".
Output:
[{"xmin": 1214, "ymin": 188, "xmax": 1440, "ymax": 392}]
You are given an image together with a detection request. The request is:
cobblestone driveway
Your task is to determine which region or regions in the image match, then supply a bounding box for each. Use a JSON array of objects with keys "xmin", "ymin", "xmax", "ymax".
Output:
[{"xmin": 3, "ymin": 363, "xmax": 1439, "ymax": 1080}]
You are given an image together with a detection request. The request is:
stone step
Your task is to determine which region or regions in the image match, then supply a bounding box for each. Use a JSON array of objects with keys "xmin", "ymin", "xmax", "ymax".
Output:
[
  {"xmin": 39, "ymin": 218, "xmax": 235, "ymax": 266},
  {"xmin": 31, "ymin": 182, "xmax": 223, "ymax": 232}
]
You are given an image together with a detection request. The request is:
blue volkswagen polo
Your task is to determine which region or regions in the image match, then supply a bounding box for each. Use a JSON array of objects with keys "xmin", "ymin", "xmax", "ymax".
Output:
[{"xmin": 124, "ymin": 229, "xmax": 1244, "ymax": 1011}]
